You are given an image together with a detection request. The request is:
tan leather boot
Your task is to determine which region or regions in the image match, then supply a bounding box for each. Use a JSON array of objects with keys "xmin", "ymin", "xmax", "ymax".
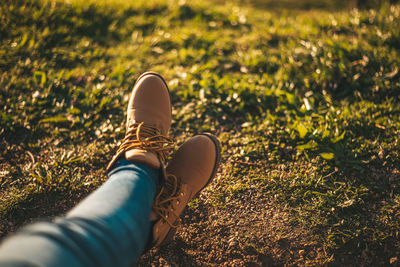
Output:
[
  {"xmin": 106, "ymin": 72, "xmax": 173, "ymax": 171},
  {"xmin": 149, "ymin": 133, "xmax": 221, "ymax": 247}
]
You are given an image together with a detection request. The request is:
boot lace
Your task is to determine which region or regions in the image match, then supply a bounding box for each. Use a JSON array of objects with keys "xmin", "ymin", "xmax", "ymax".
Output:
[
  {"xmin": 152, "ymin": 174, "xmax": 183, "ymax": 228},
  {"xmin": 106, "ymin": 122, "xmax": 173, "ymax": 170}
]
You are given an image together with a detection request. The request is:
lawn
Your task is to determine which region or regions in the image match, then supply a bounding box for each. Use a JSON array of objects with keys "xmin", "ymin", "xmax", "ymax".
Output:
[{"xmin": 1, "ymin": 0, "xmax": 399, "ymax": 265}]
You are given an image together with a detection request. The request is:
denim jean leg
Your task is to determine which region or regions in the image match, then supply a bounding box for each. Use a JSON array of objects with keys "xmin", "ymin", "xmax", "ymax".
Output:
[{"xmin": 0, "ymin": 159, "xmax": 159, "ymax": 267}]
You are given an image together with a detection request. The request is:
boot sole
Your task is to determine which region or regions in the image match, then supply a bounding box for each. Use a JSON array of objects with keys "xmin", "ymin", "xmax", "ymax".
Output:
[{"xmin": 195, "ymin": 132, "xmax": 222, "ymax": 192}]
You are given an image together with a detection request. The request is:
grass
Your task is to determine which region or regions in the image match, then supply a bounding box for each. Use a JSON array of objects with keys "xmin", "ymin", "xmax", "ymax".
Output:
[{"xmin": 1, "ymin": 0, "xmax": 399, "ymax": 265}]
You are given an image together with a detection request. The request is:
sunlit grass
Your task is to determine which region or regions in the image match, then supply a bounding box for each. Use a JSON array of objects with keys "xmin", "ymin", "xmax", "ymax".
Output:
[{"xmin": 1, "ymin": 0, "xmax": 399, "ymax": 265}]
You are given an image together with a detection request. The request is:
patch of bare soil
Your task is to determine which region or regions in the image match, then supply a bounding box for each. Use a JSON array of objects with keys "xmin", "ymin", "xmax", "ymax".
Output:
[{"xmin": 139, "ymin": 178, "xmax": 321, "ymax": 266}]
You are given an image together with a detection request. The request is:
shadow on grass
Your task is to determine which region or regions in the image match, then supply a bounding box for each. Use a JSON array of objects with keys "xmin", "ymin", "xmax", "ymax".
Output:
[{"xmin": 0, "ymin": 189, "xmax": 89, "ymax": 240}]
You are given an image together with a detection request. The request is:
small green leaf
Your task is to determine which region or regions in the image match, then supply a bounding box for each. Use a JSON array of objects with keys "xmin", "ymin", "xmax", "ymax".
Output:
[
  {"xmin": 331, "ymin": 131, "xmax": 346, "ymax": 143},
  {"xmin": 33, "ymin": 71, "xmax": 46, "ymax": 85},
  {"xmin": 320, "ymin": 152, "xmax": 334, "ymax": 160},
  {"xmin": 285, "ymin": 93, "xmax": 297, "ymax": 105},
  {"xmin": 18, "ymin": 33, "xmax": 28, "ymax": 48},
  {"xmin": 297, "ymin": 140, "xmax": 318, "ymax": 151},
  {"xmin": 99, "ymin": 97, "xmax": 112, "ymax": 110},
  {"xmin": 68, "ymin": 107, "xmax": 81, "ymax": 115},
  {"xmin": 41, "ymin": 116, "xmax": 69, "ymax": 123},
  {"xmin": 297, "ymin": 123, "xmax": 308, "ymax": 138}
]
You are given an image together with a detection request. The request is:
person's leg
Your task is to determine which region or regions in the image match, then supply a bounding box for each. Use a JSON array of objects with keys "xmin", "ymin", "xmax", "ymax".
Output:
[
  {"xmin": 0, "ymin": 72, "xmax": 174, "ymax": 266},
  {"xmin": 0, "ymin": 159, "xmax": 158, "ymax": 267}
]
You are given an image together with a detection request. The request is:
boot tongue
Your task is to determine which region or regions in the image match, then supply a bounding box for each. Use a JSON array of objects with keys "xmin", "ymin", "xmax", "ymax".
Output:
[{"xmin": 125, "ymin": 149, "xmax": 160, "ymax": 169}]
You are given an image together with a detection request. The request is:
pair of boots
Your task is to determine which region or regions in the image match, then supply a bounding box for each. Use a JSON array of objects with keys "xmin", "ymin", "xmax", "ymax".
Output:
[{"xmin": 106, "ymin": 72, "xmax": 221, "ymax": 248}]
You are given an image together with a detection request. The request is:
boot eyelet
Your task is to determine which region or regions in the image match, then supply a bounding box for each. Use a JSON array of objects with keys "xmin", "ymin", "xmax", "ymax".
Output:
[
  {"xmin": 176, "ymin": 200, "xmax": 180, "ymax": 204},
  {"xmin": 181, "ymin": 192, "xmax": 185, "ymax": 196}
]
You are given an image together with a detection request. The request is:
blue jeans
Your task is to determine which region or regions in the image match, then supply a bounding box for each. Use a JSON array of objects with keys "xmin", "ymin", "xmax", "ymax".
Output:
[{"xmin": 0, "ymin": 159, "xmax": 159, "ymax": 266}]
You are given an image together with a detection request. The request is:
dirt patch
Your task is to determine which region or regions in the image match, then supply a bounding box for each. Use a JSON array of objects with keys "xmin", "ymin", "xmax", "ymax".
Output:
[{"xmin": 139, "ymin": 178, "xmax": 321, "ymax": 266}]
